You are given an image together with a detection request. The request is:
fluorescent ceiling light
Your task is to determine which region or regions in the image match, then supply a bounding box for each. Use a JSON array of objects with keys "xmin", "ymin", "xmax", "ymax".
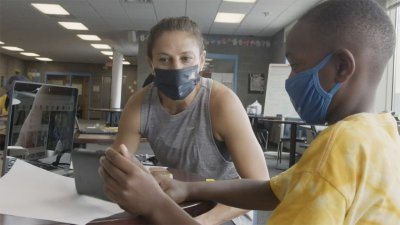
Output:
[
  {"xmin": 77, "ymin": 34, "xmax": 101, "ymax": 41},
  {"xmin": 36, "ymin": 57, "xmax": 53, "ymax": 61},
  {"xmin": 31, "ymin": 3, "xmax": 69, "ymax": 15},
  {"xmin": 223, "ymin": 0, "xmax": 256, "ymax": 2},
  {"xmin": 21, "ymin": 52, "xmax": 40, "ymax": 57},
  {"xmin": 101, "ymin": 51, "xmax": 113, "ymax": 56},
  {"xmin": 58, "ymin": 22, "xmax": 88, "ymax": 30},
  {"xmin": 122, "ymin": 61, "xmax": 131, "ymax": 65},
  {"xmin": 215, "ymin": 12, "xmax": 245, "ymax": 23},
  {"xmin": 91, "ymin": 44, "xmax": 111, "ymax": 49},
  {"xmin": 1, "ymin": 46, "xmax": 24, "ymax": 51},
  {"xmin": 0, "ymin": 41, "xmax": 4, "ymax": 44},
  {"xmin": 109, "ymin": 56, "xmax": 125, "ymax": 60}
]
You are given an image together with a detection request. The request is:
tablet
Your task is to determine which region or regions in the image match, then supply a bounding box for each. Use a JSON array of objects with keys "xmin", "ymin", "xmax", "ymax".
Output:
[{"xmin": 71, "ymin": 148, "xmax": 109, "ymax": 201}]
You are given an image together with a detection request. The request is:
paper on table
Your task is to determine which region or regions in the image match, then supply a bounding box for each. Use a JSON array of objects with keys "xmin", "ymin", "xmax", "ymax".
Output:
[{"xmin": 0, "ymin": 160, "xmax": 123, "ymax": 225}]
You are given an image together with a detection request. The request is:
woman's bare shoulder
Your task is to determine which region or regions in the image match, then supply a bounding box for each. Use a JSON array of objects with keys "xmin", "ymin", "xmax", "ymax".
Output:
[
  {"xmin": 126, "ymin": 85, "xmax": 152, "ymax": 109},
  {"xmin": 210, "ymin": 80, "xmax": 239, "ymax": 106}
]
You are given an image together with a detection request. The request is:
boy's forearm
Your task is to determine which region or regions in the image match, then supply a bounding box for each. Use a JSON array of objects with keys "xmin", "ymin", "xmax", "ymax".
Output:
[
  {"xmin": 195, "ymin": 203, "xmax": 249, "ymax": 225},
  {"xmin": 148, "ymin": 194, "xmax": 200, "ymax": 225},
  {"xmin": 187, "ymin": 179, "xmax": 279, "ymax": 211}
]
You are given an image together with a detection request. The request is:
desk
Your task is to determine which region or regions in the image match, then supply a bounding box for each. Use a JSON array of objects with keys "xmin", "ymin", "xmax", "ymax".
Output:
[
  {"xmin": 74, "ymin": 133, "xmax": 116, "ymax": 146},
  {"xmin": 0, "ymin": 168, "xmax": 215, "ymax": 225},
  {"xmin": 259, "ymin": 118, "xmax": 306, "ymax": 167},
  {"xmin": 73, "ymin": 133, "xmax": 147, "ymax": 148},
  {"xmin": 248, "ymin": 115, "xmax": 274, "ymax": 130},
  {"xmin": 89, "ymin": 108, "xmax": 123, "ymax": 127}
]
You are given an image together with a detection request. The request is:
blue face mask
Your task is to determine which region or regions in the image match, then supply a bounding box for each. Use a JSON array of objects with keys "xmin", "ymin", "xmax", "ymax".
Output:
[
  {"xmin": 285, "ymin": 53, "xmax": 341, "ymax": 125},
  {"xmin": 154, "ymin": 65, "xmax": 200, "ymax": 100}
]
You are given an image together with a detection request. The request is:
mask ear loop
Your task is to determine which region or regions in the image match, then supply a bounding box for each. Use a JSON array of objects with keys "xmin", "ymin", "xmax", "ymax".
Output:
[
  {"xmin": 148, "ymin": 61, "xmax": 156, "ymax": 76},
  {"xmin": 328, "ymin": 83, "xmax": 341, "ymax": 95},
  {"xmin": 313, "ymin": 52, "xmax": 335, "ymax": 72},
  {"xmin": 311, "ymin": 52, "xmax": 337, "ymax": 94},
  {"xmin": 317, "ymin": 52, "xmax": 341, "ymax": 96}
]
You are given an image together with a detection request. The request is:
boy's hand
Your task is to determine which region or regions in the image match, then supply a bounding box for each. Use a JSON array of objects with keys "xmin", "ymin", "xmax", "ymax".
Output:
[
  {"xmin": 99, "ymin": 144, "xmax": 169, "ymax": 216},
  {"xmin": 154, "ymin": 175, "xmax": 190, "ymax": 204}
]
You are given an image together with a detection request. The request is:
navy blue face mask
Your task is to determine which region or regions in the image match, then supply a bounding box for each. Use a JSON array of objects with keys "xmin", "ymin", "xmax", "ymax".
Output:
[
  {"xmin": 285, "ymin": 53, "xmax": 341, "ymax": 125},
  {"xmin": 153, "ymin": 65, "xmax": 200, "ymax": 100}
]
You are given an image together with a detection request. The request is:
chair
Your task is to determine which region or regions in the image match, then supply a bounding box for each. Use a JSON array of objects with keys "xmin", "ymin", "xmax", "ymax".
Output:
[
  {"xmin": 278, "ymin": 124, "xmax": 306, "ymax": 163},
  {"xmin": 255, "ymin": 127, "xmax": 268, "ymax": 151},
  {"xmin": 297, "ymin": 125, "xmax": 318, "ymax": 155},
  {"xmin": 263, "ymin": 117, "xmax": 283, "ymax": 160},
  {"xmin": 250, "ymin": 117, "xmax": 269, "ymax": 151},
  {"xmin": 106, "ymin": 111, "xmax": 121, "ymax": 127},
  {"xmin": 275, "ymin": 117, "xmax": 307, "ymax": 166}
]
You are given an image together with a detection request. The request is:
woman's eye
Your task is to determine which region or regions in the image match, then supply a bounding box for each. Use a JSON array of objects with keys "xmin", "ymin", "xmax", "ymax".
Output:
[
  {"xmin": 181, "ymin": 56, "xmax": 193, "ymax": 63},
  {"xmin": 159, "ymin": 58, "xmax": 170, "ymax": 64}
]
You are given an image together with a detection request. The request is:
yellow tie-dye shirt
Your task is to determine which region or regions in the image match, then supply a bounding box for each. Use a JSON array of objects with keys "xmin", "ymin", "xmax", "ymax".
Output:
[{"xmin": 269, "ymin": 113, "xmax": 400, "ymax": 225}]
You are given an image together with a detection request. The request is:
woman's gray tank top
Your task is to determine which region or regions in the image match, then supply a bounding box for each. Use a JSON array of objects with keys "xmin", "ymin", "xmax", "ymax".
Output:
[
  {"xmin": 140, "ymin": 78, "xmax": 239, "ymax": 180},
  {"xmin": 140, "ymin": 78, "xmax": 253, "ymax": 225}
]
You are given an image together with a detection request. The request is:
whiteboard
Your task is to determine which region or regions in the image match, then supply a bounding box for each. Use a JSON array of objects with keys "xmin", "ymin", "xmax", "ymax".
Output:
[{"xmin": 263, "ymin": 64, "xmax": 299, "ymax": 118}]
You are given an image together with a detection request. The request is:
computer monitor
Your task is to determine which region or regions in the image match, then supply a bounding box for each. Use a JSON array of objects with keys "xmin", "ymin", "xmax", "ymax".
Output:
[{"xmin": 0, "ymin": 81, "xmax": 78, "ymax": 175}]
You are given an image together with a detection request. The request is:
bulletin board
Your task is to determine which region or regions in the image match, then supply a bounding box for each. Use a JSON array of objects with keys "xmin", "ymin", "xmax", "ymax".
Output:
[
  {"xmin": 211, "ymin": 72, "xmax": 234, "ymax": 90},
  {"xmin": 263, "ymin": 64, "xmax": 299, "ymax": 118}
]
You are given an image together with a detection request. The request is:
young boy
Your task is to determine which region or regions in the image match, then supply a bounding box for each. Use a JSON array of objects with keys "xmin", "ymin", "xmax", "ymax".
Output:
[{"xmin": 99, "ymin": 0, "xmax": 400, "ymax": 224}]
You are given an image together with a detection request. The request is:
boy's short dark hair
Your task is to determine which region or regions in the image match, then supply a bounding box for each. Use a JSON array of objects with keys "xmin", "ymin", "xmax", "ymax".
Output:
[{"xmin": 300, "ymin": 0, "xmax": 395, "ymax": 63}]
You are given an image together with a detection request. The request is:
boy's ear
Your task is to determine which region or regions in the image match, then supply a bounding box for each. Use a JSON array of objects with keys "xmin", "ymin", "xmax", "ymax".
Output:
[{"xmin": 333, "ymin": 48, "xmax": 355, "ymax": 83}]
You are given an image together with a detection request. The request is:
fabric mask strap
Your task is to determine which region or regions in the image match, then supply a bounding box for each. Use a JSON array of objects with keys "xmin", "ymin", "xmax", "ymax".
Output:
[
  {"xmin": 312, "ymin": 53, "xmax": 334, "ymax": 72},
  {"xmin": 328, "ymin": 82, "xmax": 341, "ymax": 95}
]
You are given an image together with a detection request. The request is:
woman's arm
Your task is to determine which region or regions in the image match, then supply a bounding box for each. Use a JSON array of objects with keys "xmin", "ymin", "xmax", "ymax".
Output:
[
  {"xmin": 112, "ymin": 87, "xmax": 148, "ymax": 154},
  {"xmin": 191, "ymin": 81, "xmax": 274, "ymax": 225},
  {"xmin": 211, "ymin": 82, "xmax": 269, "ymax": 180}
]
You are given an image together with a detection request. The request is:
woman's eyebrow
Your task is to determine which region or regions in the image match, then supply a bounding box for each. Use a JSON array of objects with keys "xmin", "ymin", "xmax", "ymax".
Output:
[
  {"xmin": 157, "ymin": 52, "xmax": 171, "ymax": 57},
  {"xmin": 180, "ymin": 51, "xmax": 195, "ymax": 55}
]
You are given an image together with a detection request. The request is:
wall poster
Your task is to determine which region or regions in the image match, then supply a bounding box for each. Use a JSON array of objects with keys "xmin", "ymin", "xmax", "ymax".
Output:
[{"xmin": 248, "ymin": 73, "xmax": 265, "ymax": 94}]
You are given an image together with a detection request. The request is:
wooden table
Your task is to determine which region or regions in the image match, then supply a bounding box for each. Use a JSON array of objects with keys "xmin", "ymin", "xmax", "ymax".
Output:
[
  {"xmin": 0, "ymin": 168, "xmax": 215, "ymax": 225},
  {"xmin": 258, "ymin": 118, "xmax": 306, "ymax": 167},
  {"xmin": 74, "ymin": 133, "xmax": 116, "ymax": 146}
]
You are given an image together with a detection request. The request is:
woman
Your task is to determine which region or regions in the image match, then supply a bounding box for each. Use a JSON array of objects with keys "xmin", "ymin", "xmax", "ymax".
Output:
[
  {"xmin": 0, "ymin": 75, "xmax": 28, "ymax": 116},
  {"xmin": 106, "ymin": 16, "xmax": 269, "ymax": 225}
]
